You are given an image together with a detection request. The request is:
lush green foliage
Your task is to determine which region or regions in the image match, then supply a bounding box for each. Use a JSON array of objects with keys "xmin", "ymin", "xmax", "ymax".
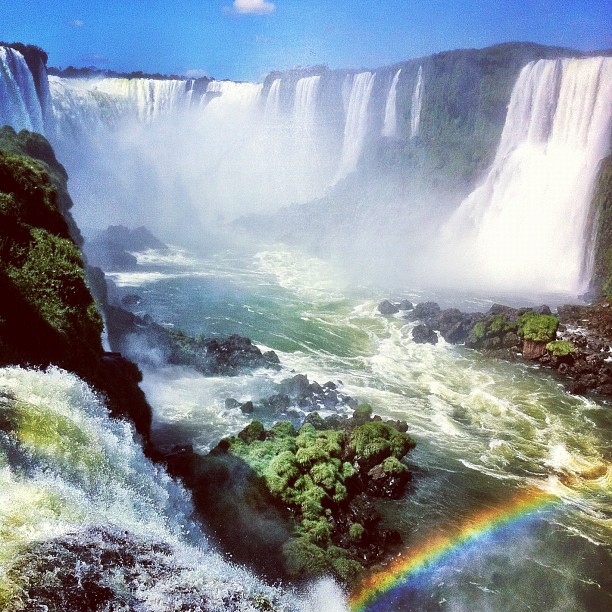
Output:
[
  {"xmin": 546, "ymin": 340, "xmax": 574, "ymax": 357},
  {"xmin": 223, "ymin": 417, "xmax": 415, "ymax": 581},
  {"xmin": 0, "ymin": 134, "xmax": 102, "ymax": 346},
  {"xmin": 6, "ymin": 229, "xmax": 101, "ymax": 337},
  {"xmin": 348, "ymin": 421, "xmax": 415, "ymax": 466},
  {"xmin": 517, "ymin": 313, "xmax": 559, "ymax": 343}
]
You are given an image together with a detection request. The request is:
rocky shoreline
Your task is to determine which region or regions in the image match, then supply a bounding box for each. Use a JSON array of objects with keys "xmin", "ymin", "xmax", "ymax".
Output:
[{"xmin": 379, "ymin": 298, "xmax": 612, "ymax": 400}]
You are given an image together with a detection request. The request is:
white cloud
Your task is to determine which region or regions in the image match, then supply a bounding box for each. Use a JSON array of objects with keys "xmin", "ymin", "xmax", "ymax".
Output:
[
  {"xmin": 70, "ymin": 19, "xmax": 84, "ymax": 28},
  {"xmin": 229, "ymin": 0, "xmax": 276, "ymax": 15}
]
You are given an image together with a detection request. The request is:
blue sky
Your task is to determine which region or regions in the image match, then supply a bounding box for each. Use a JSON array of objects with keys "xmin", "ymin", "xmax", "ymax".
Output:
[{"xmin": 2, "ymin": 0, "xmax": 610, "ymax": 81}]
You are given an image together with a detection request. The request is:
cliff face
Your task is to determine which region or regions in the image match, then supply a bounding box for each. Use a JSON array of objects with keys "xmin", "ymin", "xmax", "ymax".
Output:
[
  {"xmin": 0, "ymin": 126, "xmax": 151, "ymax": 440},
  {"xmin": 589, "ymin": 154, "xmax": 612, "ymax": 297}
]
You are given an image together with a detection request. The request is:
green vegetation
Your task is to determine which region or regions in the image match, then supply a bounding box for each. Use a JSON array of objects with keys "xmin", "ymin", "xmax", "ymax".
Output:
[
  {"xmin": 219, "ymin": 417, "xmax": 416, "ymax": 582},
  {"xmin": 589, "ymin": 156, "xmax": 612, "ymax": 298},
  {"xmin": 6, "ymin": 229, "xmax": 101, "ymax": 337},
  {"xmin": 0, "ymin": 144, "xmax": 102, "ymax": 348},
  {"xmin": 546, "ymin": 340, "xmax": 574, "ymax": 357},
  {"xmin": 348, "ymin": 421, "xmax": 415, "ymax": 467},
  {"xmin": 517, "ymin": 313, "xmax": 558, "ymax": 343}
]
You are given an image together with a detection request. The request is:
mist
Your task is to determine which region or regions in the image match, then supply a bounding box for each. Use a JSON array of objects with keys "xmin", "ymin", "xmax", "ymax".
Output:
[{"xmin": 47, "ymin": 53, "xmax": 612, "ymax": 300}]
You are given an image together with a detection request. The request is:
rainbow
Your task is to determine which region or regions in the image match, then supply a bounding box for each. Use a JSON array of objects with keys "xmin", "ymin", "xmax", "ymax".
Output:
[{"xmin": 349, "ymin": 487, "xmax": 557, "ymax": 611}]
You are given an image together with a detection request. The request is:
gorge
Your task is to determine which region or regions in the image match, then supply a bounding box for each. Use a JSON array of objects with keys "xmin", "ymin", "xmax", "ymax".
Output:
[{"xmin": 1, "ymin": 38, "xmax": 611, "ymax": 611}]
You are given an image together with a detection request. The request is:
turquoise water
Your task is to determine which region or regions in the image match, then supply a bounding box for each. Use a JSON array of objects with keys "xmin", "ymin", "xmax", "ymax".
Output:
[{"xmin": 108, "ymin": 244, "xmax": 612, "ymax": 611}]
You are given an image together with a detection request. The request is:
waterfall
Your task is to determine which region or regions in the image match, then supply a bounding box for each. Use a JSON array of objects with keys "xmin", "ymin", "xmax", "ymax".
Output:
[
  {"xmin": 0, "ymin": 366, "xmax": 321, "ymax": 610},
  {"xmin": 87, "ymin": 78, "xmax": 193, "ymax": 122},
  {"xmin": 410, "ymin": 66, "xmax": 423, "ymax": 139},
  {"xmin": 0, "ymin": 46, "xmax": 46, "ymax": 133},
  {"xmin": 49, "ymin": 76, "xmax": 131, "ymax": 139},
  {"xmin": 442, "ymin": 57, "xmax": 612, "ymax": 293},
  {"xmin": 265, "ymin": 78, "xmax": 282, "ymax": 118},
  {"xmin": 336, "ymin": 71, "xmax": 376, "ymax": 180},
  {"xmin": 293, "ymin": 75, "xmax": 320, "ymax": 131},
  {"xmin": 382, "ymin": 69, "xmax": 401, "ymax": 137},
  {"xmin": 204, "ymin": 80, "xmax": 263, "ymax": 119}
]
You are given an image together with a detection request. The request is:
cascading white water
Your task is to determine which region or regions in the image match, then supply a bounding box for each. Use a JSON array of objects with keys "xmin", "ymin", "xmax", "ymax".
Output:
[
  {"xmin": 0, "ymin": 46, "xmax": 46, "ymax": 133},
  {"xmin": 293, "ymin": 75, "xmax": 320, "ymax": 132},
  {"xmin": 336, "ymin": 71, "xmax": 376, "ymax": 180},
  {"xmin": 49, "ymin": 76, "xmax": 131, "ymax": 138},
  {"xmin": 265, "ymin": 78, "xmax": 282, "ymax": 118},
  {"xmin": 441, "ymin": 57, "xmax": 612, "ymax": 294},
  {"xmin": 382, "ymin": 69, "xmax": 401, "ymax": 138},
  {"xmin": 204, "ymin": 80, "xmax": 263, "ymax": 118},
  {"xmin": 0, "ymin": 366, "xmax": 340, "ymax": 610},
  {"xmin": 410, "ymin": 66, "xmax": 423, "ymax": 139},
  {"xmin": 86, "ymin": 77, "xmax": 194, "ymax": 122}
]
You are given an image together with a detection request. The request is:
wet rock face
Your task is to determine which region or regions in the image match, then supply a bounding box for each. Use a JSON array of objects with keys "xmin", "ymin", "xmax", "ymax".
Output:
[
  {"xmin": 411, "ymin": 324, "xmax": 438, "ymax": 344},
  {"xmin": 201, "ymin": 335, "xmax": 281, "ymax": 375},
  {"xmin": 378, "ymin": 299, "xmax": 400, "ymax": 315},
  {"xmin": 10, "ymin": 527, "xmax": 178, "ymax": 611},
  {"xmin": 11, "ymin": 527, "xmax": 284, "ymax": 612}
]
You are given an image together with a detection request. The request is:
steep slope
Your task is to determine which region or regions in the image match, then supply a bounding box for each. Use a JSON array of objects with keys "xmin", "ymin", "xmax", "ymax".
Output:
[{"xmin": 0, "ymin": 126, "xmax": 151, "ymax": 439}]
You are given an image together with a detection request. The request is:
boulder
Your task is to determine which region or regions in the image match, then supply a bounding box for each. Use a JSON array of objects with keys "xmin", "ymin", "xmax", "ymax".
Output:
[
  {"xmin": 487, "ymin": 304, "xmax": 521, "ymax": 320},
  {"xmin": 378, "ymin": 300, "xmax": 399, "ymax": 315},
  {"xmin": 240, "ymin": 400, "xmax": 254, "ymax": 414},
  {"xmin": 412, "ymin": 325, "xmax": 438, "ymax": 344},
  {"xmin": 398, "ymin": 300, "xmax": 413, "ymax": 311},
  {"xmin": 522, "ymin": 340, "xmax": 548, "ymax": 360}
]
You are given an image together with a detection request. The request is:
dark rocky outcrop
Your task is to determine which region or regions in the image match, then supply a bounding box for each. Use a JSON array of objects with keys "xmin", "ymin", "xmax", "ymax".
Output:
[
  {"xmin": 404, "ymin": 298, "xmax": 612, "ymax": 398},
  {"xmin": 411, "ymin": 324, "xmax": 438, "ymax": 344},
  {"xmin": 378, "ymin": 299, "xmax": 400, "ymax": 315}
]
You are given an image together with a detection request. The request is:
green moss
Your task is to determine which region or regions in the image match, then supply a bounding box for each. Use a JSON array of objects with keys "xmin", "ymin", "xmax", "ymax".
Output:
[
  {"xmin": 382, "ymin": 456, "xmax": 409, "ymax": 476},
  {"xmin": 327, "ymin": 550, "xmax": 364, "ymax": 583},
  {"xmin": 353, "ymin": 403, "xmax": 373, "ymax": 422},
  {"xmin": 223, "ymin": 417, "xmax": 415, "ymax": 581},
  {"xmin": 282, "ymin": 537, "xmax": 328, "ymax": 577},
  {"xmin": 349, "ymin": 421, "xmax": 416, "ymax": 464},
  {"xmin": 281, "ymin": 537, "xmax": 364, "ymax": 582},
  {"xmin": 546, "ymin": 340, "xmax": 574, "ymax": 357},
  {"xmin": 238, "ymin": 420, "xmax": 266, "ymax": 444},
  {"xmin": 517, "ymin": 313, "xmax": 559, "ymax": 343},
  {"xmin": 300, "ymin": 519, "xmax": 332, "ymax": 545},
  {"xmin": 6, "ymin": 229, "xmax": 101, "ymax": 338},
  {"xmin": 472, "ymin": 321, "xmax": 486, "ymax": 339},
  {"xmin": 349, "ymin": 522, "xmax": 365, "ymax": 541}
]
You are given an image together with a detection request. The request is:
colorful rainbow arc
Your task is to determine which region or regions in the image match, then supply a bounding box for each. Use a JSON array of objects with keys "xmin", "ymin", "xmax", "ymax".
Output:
[{"xmin": 349, "ymin": 487, "xmax": 556, "ymax": 611}]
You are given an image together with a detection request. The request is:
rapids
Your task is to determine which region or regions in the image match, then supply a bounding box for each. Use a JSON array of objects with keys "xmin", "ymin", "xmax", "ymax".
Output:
[{"xmin": 110, "ymin": 243, "xmax": 611, "ymax": 611}]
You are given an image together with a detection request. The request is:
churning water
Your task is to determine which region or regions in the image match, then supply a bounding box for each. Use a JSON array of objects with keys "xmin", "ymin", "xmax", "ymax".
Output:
[{"xmin": 108, "ymin": 243, "xmax": 611, "ymax": 611}]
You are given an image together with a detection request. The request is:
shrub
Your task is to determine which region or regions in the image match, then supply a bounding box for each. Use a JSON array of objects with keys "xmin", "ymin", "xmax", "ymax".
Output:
[
  {"xmin": 517, "ymin": 313, "xmax": 558, "ymax": 342},
  {"xmin": 349, "ymin": 522, "xmax": 365, "ymax": 541},
  {"xmin": 348, "ymin": 422, "xmax": 415, "ymax": 466},
  {"xmin": 382, "ymin": 456, "xmax": 409, "ymax": 476},
  {"xmin": 546, "ymin": 340, "xmax": 574, "ymax": 356}
]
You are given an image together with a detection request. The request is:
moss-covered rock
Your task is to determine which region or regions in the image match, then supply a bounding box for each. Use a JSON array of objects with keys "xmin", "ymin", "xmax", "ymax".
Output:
[
  {"xmin": 517, "ymin": 312, "xmax": 558, "ymax": 343},
  {"xmin": 176, "ymin": 410, "xmax": 415, "ymax": 584},
  {"xmin": 0, "ymin": 128, "xmax": 152, "ymax": 440},
  {"xmin": 546, "ymin": 340, "xmax": 574, "ymax": 357}
]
